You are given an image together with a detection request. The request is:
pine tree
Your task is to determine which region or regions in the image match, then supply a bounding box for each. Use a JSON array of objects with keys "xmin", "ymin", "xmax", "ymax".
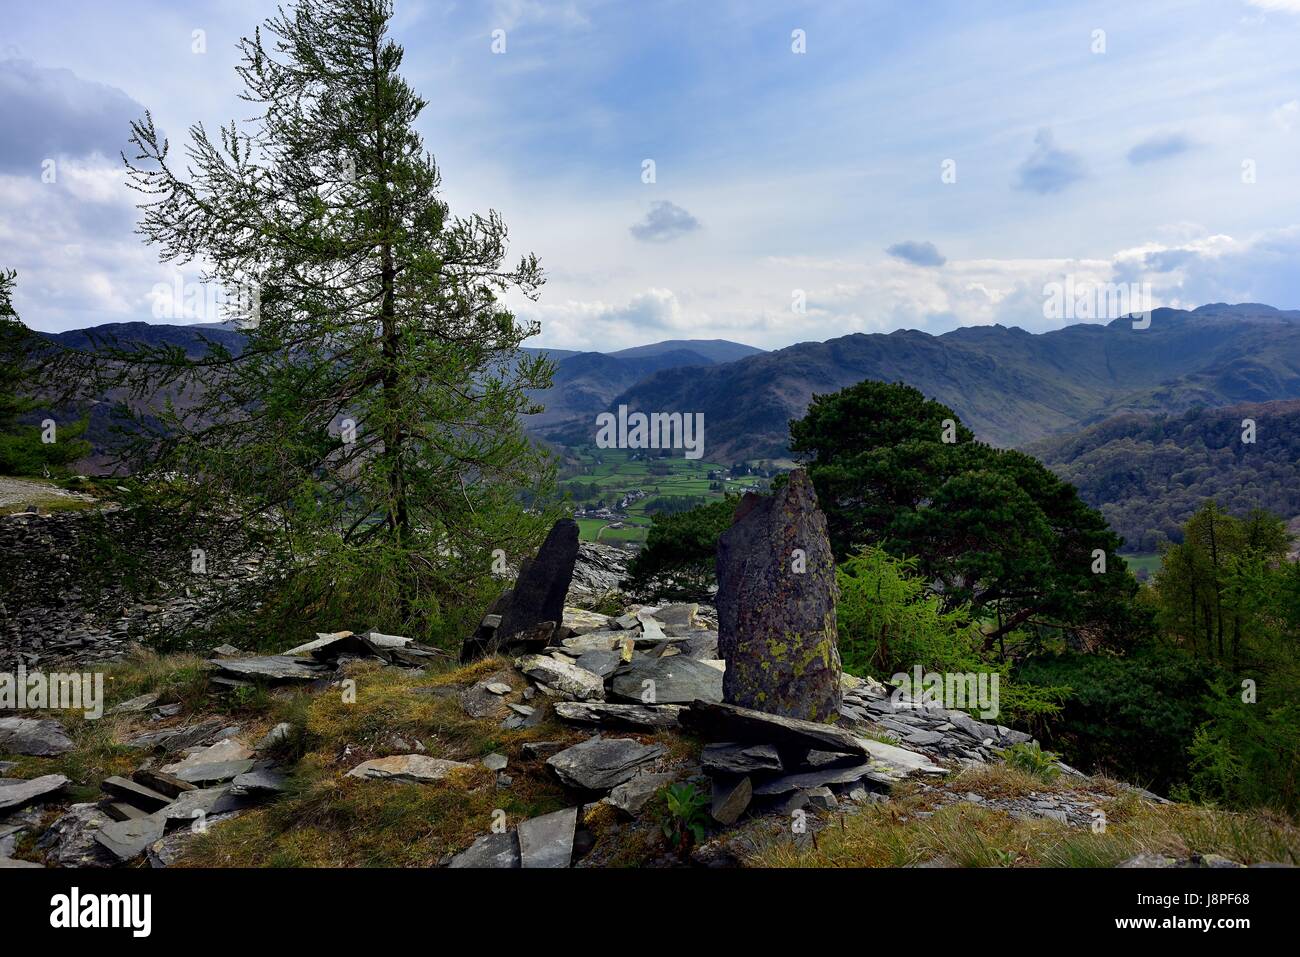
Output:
[{"xmin": 91, "ymin": 0, "xmax": 557, "ymax": 642}]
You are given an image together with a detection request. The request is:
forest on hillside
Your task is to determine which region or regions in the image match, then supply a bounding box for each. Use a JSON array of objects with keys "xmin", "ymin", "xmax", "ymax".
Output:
[{"xmin": 1031, "ymin": 401, "xmax": 1300, "ymax": 553}]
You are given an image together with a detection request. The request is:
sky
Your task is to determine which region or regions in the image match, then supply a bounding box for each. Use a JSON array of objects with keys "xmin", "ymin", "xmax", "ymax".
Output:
[{"xmin": 2, "ymin": 0, "xmax": 1300, "ymax": 350}]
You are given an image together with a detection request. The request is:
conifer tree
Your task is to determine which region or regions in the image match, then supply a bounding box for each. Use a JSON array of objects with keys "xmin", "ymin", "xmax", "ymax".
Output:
[
  {"xmin": 92, "ymin": 0, "xmax": 557, "ymax": 640},
  {"xmin": 0, "ymin": 270, "xmax": 91, "ymax": 476}
]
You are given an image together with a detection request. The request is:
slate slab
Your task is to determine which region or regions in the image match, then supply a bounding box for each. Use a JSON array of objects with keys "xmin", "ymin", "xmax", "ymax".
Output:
[
  {"xmin": 711, "ymin": 775, "xmax": 753, "ymax": 825},
  {"xmin": 683, "ymin": 700, "xmax": 867, "ymax": 757},
  {"xmin": 546, "ymin": 736, "xmax": 666, "ymax": 791},
  {"xmin": 609, "ymin": 656, "xmax": 723, "ymax": 705},
  {"xmin": 517, "ymin": 806, "xmax": 578, "ymax": 868},
  {"xmin": 701, "ymin": 742, "xmax": 783, "ymax": 775},
  {"xmin": 448, "ymin": 831, "xmax": 521, "ymax": 868},
  {"xmin": 607, "ymin": 772, "xmax": 677, "ymax": 815},
  {"xmin": 518, "ymin": 655, "xmax": 605, "ymax": 701},
  {"xmin": 0, "ymin": 773, "xmax": 68, "ymax": 812},
  {"xmin": 209, "ymin": 655, "xmax": 329, "ymax": 682},
  {"xmin": 346, "ymin": 755, "xmax": 472, "ymax": 783},
  {"xmin": 0, "ymin": 717, "xmax": 74, "ymax": 756},
  {"xmin": 552, "ymin": 701, "xmax": 685, "ymax": 730},
  {"xmin": 95, "ymin": 815, "xmax": 166, "ymax": 861},
  {"xmin": 490, "ymin": 519, "xmax": 580, "ymax": 655}
]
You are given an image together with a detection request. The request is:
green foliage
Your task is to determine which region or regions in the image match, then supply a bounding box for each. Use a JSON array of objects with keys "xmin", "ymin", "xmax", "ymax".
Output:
[
  {"xmin": 1146, "ymin": 502, "xmax": 1300, "ymax": 815},
  {"xmin": 625, "ymin": 496, "xmax": 737, "ymax": 600},
  {"xmin": 837, "ymin": 546, "xmax": 1066, "ymax": 729},
  {"xmin": 0, "ymin": 269, "xmax": 91, "ymax": 477},
  {"xmin": 836, "ymin": 546, "xmax": 980, "ymax": 676},
  {"xmin": 1017, "ymin": 645, "xmax": 1219, "ymax": 792},
  {"xmin": 660, "ymin": 782, "xmax": 709, "ymax": 852},
  {"xmin": 1031, "ymin": 403, "xmax": 1300, "ymax": 553},
  {"xmin": 42, "ymin": 1, "xmax": 561, "ymax": 646},
  {"xmin": 790, "ymin": 380, "xmax": 1145, "ymax": 651},
  {"xmin": 1153, "ymin": 503, "xmax": 1293, "ymax": 668},
  {"xmin": 1179, "ymin": 692, "xmax": 1300, "ymax": 814},
  {"xmin": 1000, "ymin": 742, "xmax": 1061, "ymax": 782},
  {"xmin": 642, "ymin": 494, "xmax": 705, "ymax": 516}
]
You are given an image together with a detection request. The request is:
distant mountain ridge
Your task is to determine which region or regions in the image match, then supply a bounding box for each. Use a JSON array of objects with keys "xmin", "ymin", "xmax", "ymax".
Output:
[
  {"xmin": 31, "ymin": 323, "xmax": 763, "ymax": 461},
  {"xmin": 575, "ymin": 304, "xmax": 1300, "ymax": 460}
]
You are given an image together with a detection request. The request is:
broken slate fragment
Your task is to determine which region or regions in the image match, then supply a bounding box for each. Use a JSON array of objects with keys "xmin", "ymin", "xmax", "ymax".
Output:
[
  {"xmin": 607, "ymin": 771, "xmax": 677, "ymax": 816},
  {"xmin": 229, "ymin": 767, "xmax": 288, "ymax": 795},
  {"xmin": 609, "ymin": 656, "xmax": 723, "ymax": 705},
  {"xmin": 95, "ymin": 815, "xmax": 166, "ymax": 862},
  {"xmin": 547, "ymin": 735, "xmax": 666, "ymax": 791},
  {"xmin": 448, "ymin": 831, "xmax": 520, "ymax": 868},
  {"xmin": 574, "ymin": 649, "xmax": 622, "ymax": 679},
  {"xmin": 517, "ymin": 806, "xmax": 578, "ymax": 868},
  {"xmin": 209, "ymin": 655, "xmax": 328, "ymax": 683},
  {"xmin": 552, "ymin": 701, "xmax": 685, "ymax": 731},
  {"xmin": 255, "ymin": 723, "xmax": 293, "ymax": 751},
  {"xmin": 460, "ymin": 670, "xmax": 518, "ymax": 719},
  {"xmin": 346, "ymin": 755, "xmax": 472, "ymax": 784},
  {"xmin": 517, "ymin": 654, "xmax": 605, "ymax": 701},
  {"xmin": 162, "ymin": 739, "xmax": 256, "ymax": 784},
  {"xmin": 701, "ymin": 742, "xmax": 783, "ymax": 775},
  {"xmin": 683, "ymin": 701, "xmax": 867, "ymax": 757},
  {"xmin": 0, "ymin": 774, "xmax": 69, "ymax": 812},
  {"xmin": 100, "ymin": 776, "xmax": 173, "ymax": 812},
  {"xmin": 710, "ymin": 775, "xmax": 752, "ymax": 825},
  {"xmin": 0, "ymin": 717, "xmax": 74, "ymax": 756},
  {"xmin": 107, "ymin": 692, "xmax": 162, "ymax": 715}
]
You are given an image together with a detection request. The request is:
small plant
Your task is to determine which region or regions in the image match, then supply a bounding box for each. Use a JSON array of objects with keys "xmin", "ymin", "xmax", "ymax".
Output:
[
  {"xmin": 661, "ymin": 782, "xmax": 710, "ymax": 852},
  {"xmin": 1001, "ymin": 741, "xmax": 1062, "ymax": 782}
]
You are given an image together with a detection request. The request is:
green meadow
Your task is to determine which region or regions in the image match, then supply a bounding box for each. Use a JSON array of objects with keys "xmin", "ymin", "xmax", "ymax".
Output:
[{"xmin": 559, "ymin": 446, "xmax": 766, "ymax": 543}]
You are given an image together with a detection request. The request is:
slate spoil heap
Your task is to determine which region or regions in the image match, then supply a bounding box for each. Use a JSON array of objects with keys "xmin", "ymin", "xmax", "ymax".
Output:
[{"xmin": 0, "ymin": 510, "xmax": 1272, "ymax": 869}]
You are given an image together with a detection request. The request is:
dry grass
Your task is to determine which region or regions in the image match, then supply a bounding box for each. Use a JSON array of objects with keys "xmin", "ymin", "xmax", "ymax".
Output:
[
  {"xmin": 745, "ymin": 781, "xmax": 1300, "ymax": 868},
  {"xmin": 176, "ymin": 655, "xmax": 594, "ymax": 867}
]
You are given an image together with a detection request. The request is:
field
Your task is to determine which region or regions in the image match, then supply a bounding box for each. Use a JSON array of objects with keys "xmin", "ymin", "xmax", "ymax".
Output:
[
  {"xmin": 1120, "ymin": 553, "xmax": 1163, "ymax": 577},
  {"xmin": 558, "ymin": 446, "xmax": 768, "ymax": 544}
]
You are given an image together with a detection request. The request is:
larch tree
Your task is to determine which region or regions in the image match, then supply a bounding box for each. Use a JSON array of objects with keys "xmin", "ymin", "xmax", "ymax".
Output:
[{"xmin": 93, "ymin": 0, "xmax": 557, "ymax": 642}]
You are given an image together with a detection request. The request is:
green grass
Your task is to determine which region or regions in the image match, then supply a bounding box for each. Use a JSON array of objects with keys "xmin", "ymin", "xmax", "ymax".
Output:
[{"xmin": 1121, "ymin": 553, "xmax": 1162, "ymax": 576}]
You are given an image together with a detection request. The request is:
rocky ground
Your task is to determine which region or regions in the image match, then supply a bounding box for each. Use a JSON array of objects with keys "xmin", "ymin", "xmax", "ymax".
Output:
[
  {"xmin": 3, "ymin": 599, "xmax": 1295, "ymax": 869},
  {"xmin": 2, "ymin": 501, "xmax": 1296, "ymax": 869}
]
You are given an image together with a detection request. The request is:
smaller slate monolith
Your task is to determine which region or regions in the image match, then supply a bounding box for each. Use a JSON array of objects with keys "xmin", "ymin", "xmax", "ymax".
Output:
[
  {"xmin": 715, "ymin": 469, "xmax": 841, "ymax": 721},
  {"xmin": 461, "ymin": 518, "xmax": 580, "ymax": 661}
]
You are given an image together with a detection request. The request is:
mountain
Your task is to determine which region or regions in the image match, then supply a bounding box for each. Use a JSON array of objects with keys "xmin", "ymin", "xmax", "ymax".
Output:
[
  {"xmin": 28, "ymin": 323, "xmax": 755, "ymax": 463},
  {"xmin": 1027, "ymin": 399, "xmax": 1300, "ymax": 552},
  {"xmin": 609, "ymin": 339, "xmax": 764, "ymax": 363},
  {"xmin": 583, "ymin": 305, "xmax": 1300, "ymax": 460},
  {"xmin": 525, "ymin": 348, "xmax": 727, "ymax": 427}
]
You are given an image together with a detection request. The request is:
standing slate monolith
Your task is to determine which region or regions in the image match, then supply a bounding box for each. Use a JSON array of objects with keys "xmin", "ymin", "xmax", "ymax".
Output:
[
  {"xmin": 715, "ymin": 469, "xmax": 841, "ymax": 721},
  {"xmin": 462, "ymin": 519, "xmax": 580, "ymax": 661}
]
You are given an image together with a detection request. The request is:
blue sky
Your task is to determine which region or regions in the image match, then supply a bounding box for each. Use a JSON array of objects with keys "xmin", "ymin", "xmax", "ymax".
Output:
[{"xmin": 3, "ymin": 0, "xmax": 1300, "ymax": 349}]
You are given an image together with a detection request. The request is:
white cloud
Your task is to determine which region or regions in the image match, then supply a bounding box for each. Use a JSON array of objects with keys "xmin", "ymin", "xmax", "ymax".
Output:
[
  {"xmin": 1272, "ymin": 99, "xmax": 1300, "ymax": 132},
  {"xmin": 1245, "ymin": 0, "xmax": 1300, "ymax": 12}
]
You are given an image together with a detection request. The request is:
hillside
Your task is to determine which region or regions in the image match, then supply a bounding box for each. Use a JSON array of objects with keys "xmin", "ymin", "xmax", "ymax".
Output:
[
  {"xmin": 573, "ymin": 305, "xmax": 1300, "ymax": 460},
  {"xmin": 1029, "ymin": 399, "xmax": 1300, "ymax": 552},
  {"xmin": 609, "ymin": 340, "xmax": 764, "ymax": 363},
  {"xmin": 31, "ymin": 323, "xmax": 756, "ymax": 464}
]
